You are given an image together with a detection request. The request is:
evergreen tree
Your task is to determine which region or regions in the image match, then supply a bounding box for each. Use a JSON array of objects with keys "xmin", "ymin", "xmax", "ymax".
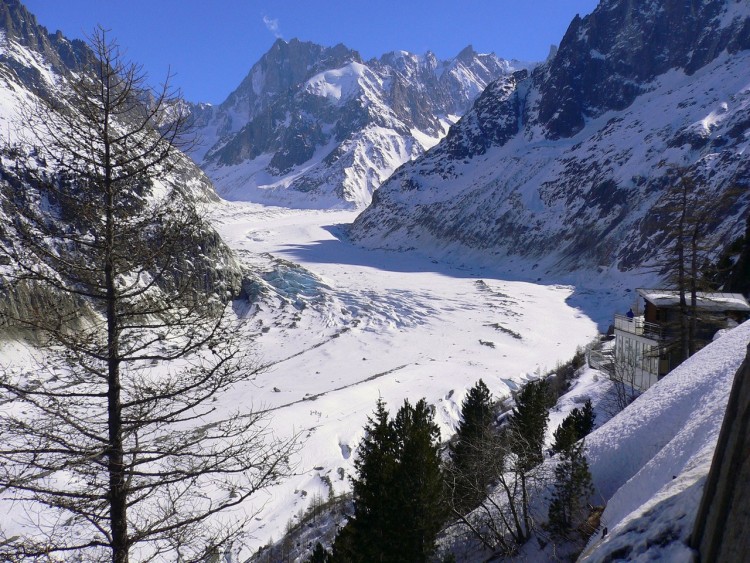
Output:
[
  {"xmin": 342, "ymin": 398, "xmax": 445, "ymax": 562},
  {"xmin": 577, "ymin": 400, "xmax": 596, "ymax": 436},
  {"xmin": 448, "ymin": 379, "xmax": 496, "ymax": 512},
  {"xmin": 330, "ymin": 522, "xmax": 356, "ymax": 563},
  {"xmin": 348, "ymin": 398, "xmax": 398, "ymax": 562},
  {"xmin": 508, "ymin": 380, "xmax": 550, "ymax": 471},
  {"xmin": 306, "ymin": 542, "xmax": 333, "ymax": 563},
  {"xmin": 712, "ymin": 214, "xmax": 750, "ymax": 295},
  {"xmin": 500, "ymin": 379, "xmax": 552, "ymax": 542},
  {"xmin": 449, "ymin": 380, "xmax": 561, "ymax": 553},
  {"xmin": 552, "ymin": 415, "xmax": 578, "ymax": 456},
  {"xmin": 551, "ymin": 400, "xmax": 596, "ymax": 455},
  {"xmin": 391, "ymin": 399, "xmax": 447, "ymax": 562},
  {"xmin": 547, "ymin": 437, "xmax": 594, "ymax": 540}
]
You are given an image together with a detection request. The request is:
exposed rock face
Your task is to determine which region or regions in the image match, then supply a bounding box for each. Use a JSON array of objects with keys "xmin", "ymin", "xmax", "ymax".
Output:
[
  {"xmin": 351, "ymin": 0, "xmax": 750, "ymax": 279},
  {"xmin": 190, "ymin": 39, "xmax": 518, "ymax": 208},
  {"xmin": 534, "ymin": 0, "xmax": 750, "ymax": 139},
  {"xmin": 0, "ymin": 1, "xmax": 88, "ymax": 70},
  {"xmin": 194, "ymin": 40, "xmax": 361, "ymax": 166},
  {"xmin": 441, "ymin": 69, "xmax": 529, "ymax": 159},
  {"xmin": 0, "ymin": 0, "xmax": 90, "ymax": 98}
]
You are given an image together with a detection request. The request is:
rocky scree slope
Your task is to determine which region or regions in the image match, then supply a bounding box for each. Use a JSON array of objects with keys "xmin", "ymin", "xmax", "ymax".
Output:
[
  {"xmin": 351, "ymin": 0, "xmax": 750, "ymax": 280},
  {"xmin": 190, "ymin": 38, "xmax": 517, "ymax": 208}
]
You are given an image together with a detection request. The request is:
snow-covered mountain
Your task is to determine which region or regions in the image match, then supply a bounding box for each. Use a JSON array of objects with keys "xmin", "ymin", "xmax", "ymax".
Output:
[
  {"xmin": 351, "ymin": 0, "xmax": 750, "ymax": 280},
  {"xmin": 190, "ymin": 39, "xmax": 518, "ymax": 208},
  {"xmin": 0, "ymin": 0, "xmax": 241, "ymax": 312},
  {"xmin": 0, "ymin": 1, "xmax": 220, "ymax": 205}
]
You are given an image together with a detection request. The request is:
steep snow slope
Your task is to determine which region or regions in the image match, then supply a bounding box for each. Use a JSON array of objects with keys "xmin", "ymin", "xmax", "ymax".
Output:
[
  {"xmin": 191, "ymin": 39, "xmax": 519, "ymax": 208},
  {"xmin": 351, "ymin": 0, "xmax": 750, "ymax": 282},
  {"xmin": 440, "ymin": 322, "xmax": 749, "ymax": 562},
  {"xmin": 580, "ymin": 321, "xmax": 750, "ymax": 561}
]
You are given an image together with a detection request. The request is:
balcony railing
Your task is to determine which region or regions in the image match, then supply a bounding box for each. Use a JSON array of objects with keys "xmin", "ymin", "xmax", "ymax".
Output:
[
  {"xmin": 614, "ymin": 314, "xmax": 664, "ymax": 340},
  {"xmin": 588, "ymin": 348, "xmax": 614, "ymax": 376}
]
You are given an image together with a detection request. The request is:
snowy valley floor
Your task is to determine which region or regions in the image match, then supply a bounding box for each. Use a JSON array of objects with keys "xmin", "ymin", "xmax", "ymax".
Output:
[
  {"xmin": 2, "ymin": 199, "xmax": 746, "ymax": 562},
  {"xmin": 207, "ymin": 202, "xmax": 600, "ymax": 555}
]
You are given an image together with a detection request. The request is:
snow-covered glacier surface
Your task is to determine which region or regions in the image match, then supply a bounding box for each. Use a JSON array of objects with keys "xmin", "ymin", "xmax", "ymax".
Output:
[{"xmin": 204, "ymin": 203, "xmax": 599, "ymax": 557}]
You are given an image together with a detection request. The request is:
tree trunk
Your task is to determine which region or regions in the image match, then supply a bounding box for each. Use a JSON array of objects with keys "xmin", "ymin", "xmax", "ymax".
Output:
[
  {"xmin": 677, "ymin": 183, "xmax": 690, "ymax": 363},
  {"xmin": 102, "ymin": 69, "xmax": 128, "ymax": 562},
  {"xmin": 689, "ymin": 226, "xmax": 699, "ymax": 357},
  {"xmin": 519, "ymin": 472, "xmax": 530, "ymax": 542}
]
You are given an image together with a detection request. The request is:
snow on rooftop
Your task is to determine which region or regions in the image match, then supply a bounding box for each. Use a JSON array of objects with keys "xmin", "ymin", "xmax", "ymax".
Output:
[{"xmin": 636, "ymin": 288, "xmax": 750, "ymax": 312}]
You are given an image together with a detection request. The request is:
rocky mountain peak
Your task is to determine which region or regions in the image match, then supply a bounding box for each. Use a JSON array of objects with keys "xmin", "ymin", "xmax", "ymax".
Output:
[
  {"xmin": 261, "ymin": 38, "xmax": 361, "ymax": 79},
  {"xmin": 192, "ymin": 40, "xmax": 517, "ymax": 208},
  {"xmin": 225, "ymin": 38, "xmax": 360, "ymax": 106},
  {"xmin": 455, "ymin": 44, "xmax": 477, "ymax": 62},
  {"xmin": 1, "ymin": 0, "xmax": 42, "ymax": 47},
  {"xmin": 534, "ymin": 0, "xmax": 750, "ymax": 138},
  {"xmin": 201, "ymin": 38, "xmax": 363, "ymax": 146},
  {"xmin": 0, "ymin": 0, "xmax": 88, "ymax": 80}
]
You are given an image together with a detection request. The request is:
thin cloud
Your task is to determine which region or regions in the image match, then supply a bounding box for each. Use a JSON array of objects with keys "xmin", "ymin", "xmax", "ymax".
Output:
[{"xmin": 263, "ymin": 15, "xmax": 282, "ymax": 39}]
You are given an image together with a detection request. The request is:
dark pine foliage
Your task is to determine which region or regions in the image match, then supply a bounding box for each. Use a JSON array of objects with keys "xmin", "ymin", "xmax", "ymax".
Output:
[
  {"xmin": 709, "ymin": 214, "xmax": 750, "ymax": 295},
  {"xmin": 551, "ymin": 399, "xmax": 596, "ymax": 455},
  {"xmin": 348, "ymin": 398, "xmax": 397, "ymax": 561},
  {"xmin": 306, "ymin": 542, "xmax": 333, "ymax": 563},
  {"xmin": 547, "ymin": 437, "xmax": 594, "ymax": 540},
  {"xmin": 508, "ymin": 380, "xmax": 551, "ymax": 471},
  {"xmin": 391, "ymin": 399, "xmax": 447, "ymax": 561},
  {"xmin": 341, "ymin": 398, "xmax": 445, "ymax": 562}
]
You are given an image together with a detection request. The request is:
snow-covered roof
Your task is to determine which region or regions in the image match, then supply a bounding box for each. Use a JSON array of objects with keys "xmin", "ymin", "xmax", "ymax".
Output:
[{"xmin": 636, "ymin": 288, "xmax": 750, "ymax": 312}]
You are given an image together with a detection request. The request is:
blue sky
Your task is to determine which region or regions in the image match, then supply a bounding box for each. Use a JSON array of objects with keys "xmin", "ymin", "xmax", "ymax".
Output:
[{"xmin": 23, "ymin": 0, "xmax": 599, "ymax": 105}]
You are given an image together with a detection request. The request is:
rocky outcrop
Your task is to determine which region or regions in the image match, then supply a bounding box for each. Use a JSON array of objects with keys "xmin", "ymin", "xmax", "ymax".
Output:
[
  {"xmin": 533, "ymin": 0, "xmax": 750, "ymax": 139},
  {"xmin": 0, "ymin": 2, "xmax": 243, "ymax": 330},
  {"xmin": 0, "ymin": 0, "xmax": 89, "ymax": 96},
  {"xmin": 692, "ymin": 343, "xmax": 750, "ymax": 562}
]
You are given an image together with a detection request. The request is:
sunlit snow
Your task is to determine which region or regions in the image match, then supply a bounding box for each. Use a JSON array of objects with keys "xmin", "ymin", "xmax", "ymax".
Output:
[
  {"xmin": 204, "ymin": 202, "xmax": 599, "ymax": 555},
  {"xmin": 304, "ymin": 62, "xmax": 369, "ymax": 102},
  {"xmin": 581, "ymin": 321, "xmax": 750, "ymax": 561}
]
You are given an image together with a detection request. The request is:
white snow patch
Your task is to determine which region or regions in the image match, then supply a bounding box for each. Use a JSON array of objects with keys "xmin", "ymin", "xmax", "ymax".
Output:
[
  {"xmin": 204, "ymin": 203, "xmax": 599, "ymax": 556},
  {"xmin": 304, "ymin": 62, "xmax": 368, "ymax": 102}
]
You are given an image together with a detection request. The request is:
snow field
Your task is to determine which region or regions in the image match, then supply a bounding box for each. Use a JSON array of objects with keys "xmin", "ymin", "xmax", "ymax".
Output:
[{"xmin": 207, "ymin": 202, "xmax": 599, "ymax": 555}]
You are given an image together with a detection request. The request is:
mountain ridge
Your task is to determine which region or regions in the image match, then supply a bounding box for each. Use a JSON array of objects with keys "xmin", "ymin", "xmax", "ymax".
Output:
[
  {"xmin": 189, "ymin": 38, "xmax": 520, "ymax": 208},
  {"xmin": 350, "ymin": 0, "xmax": 750, "ymax": 283},
  {"xmin": 0, "ymin": 1, "xmax": 243, "ymax": 318}
]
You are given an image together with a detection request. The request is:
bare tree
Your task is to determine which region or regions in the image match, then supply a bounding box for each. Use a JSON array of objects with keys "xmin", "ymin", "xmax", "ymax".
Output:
[
  {"xmin": 656, "ymin": 169, "xmax": 740, "ymax": 361},
  {"xmin": 445, "ymin": 426, "xmax": 552, "ymax": 557},
  {"xmin": 0, "ymin": 28, "xmax": 295, "ymax": 562},
  {"xmin": 446, "ymin": 383, "xmax": 552, "ymax": 557},
  {"xmin": 605, "ymin": 345, "xmax": 643, "ymax": 416}
]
